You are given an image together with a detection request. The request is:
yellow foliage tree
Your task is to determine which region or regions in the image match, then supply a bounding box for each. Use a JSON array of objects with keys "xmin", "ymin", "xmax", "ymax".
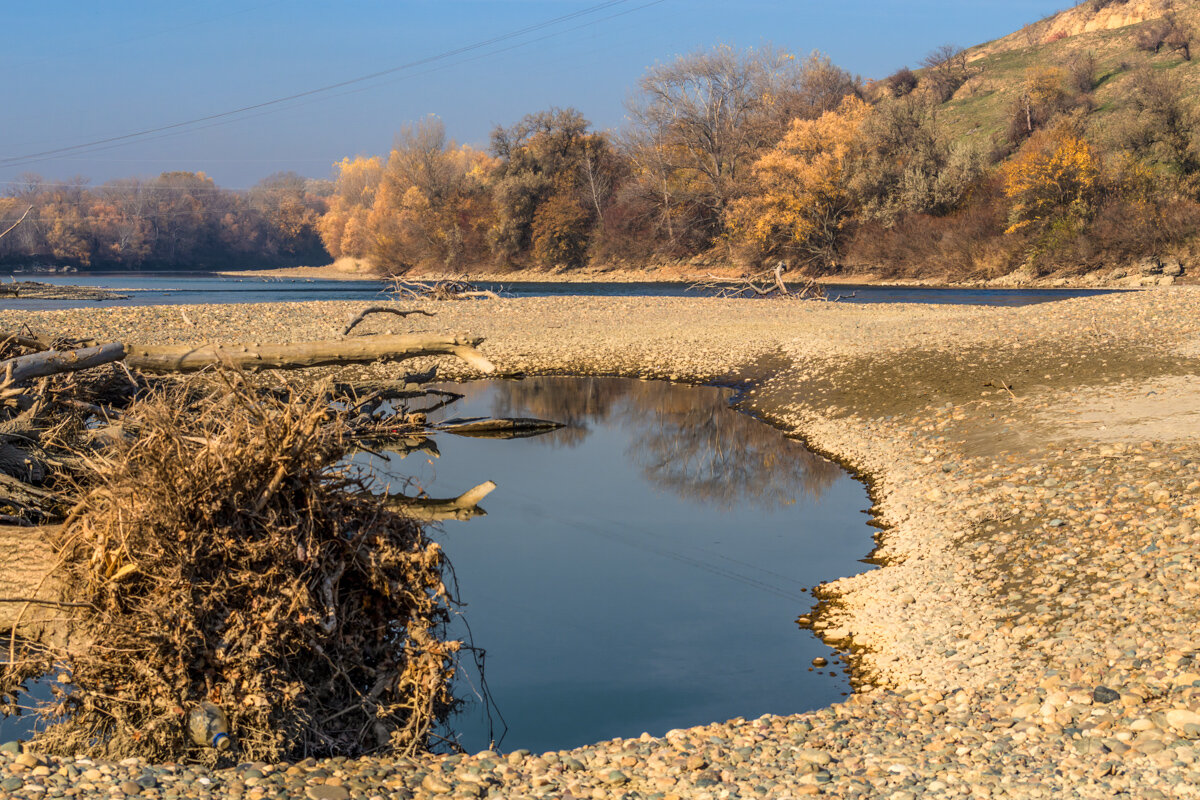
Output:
[
  {"xmin": 369, "ymin": 119, "xmax": 497, "ymax": 273},
  {"xmin": 726, "ymin": 95, "xmax": 872, "ymax": 267},
  {"xmin": 1001, "ymin": 124, "xmax": 1100, "ymax": 234},
  {"xmin": 317, "ymin": 156, "xmax": 383, "ymax": 260}
]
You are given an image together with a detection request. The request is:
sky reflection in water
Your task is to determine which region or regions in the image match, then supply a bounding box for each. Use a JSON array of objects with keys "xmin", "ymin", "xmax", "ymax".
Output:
[{"xmin": 375, "ymin": 377, "xmax": 875, "ymax": 754}]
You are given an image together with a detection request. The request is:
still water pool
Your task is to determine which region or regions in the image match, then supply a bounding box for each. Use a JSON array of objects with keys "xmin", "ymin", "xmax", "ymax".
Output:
[{"xmin": 369, "ymin": 377, "xmax": 877, "ymax": 754}]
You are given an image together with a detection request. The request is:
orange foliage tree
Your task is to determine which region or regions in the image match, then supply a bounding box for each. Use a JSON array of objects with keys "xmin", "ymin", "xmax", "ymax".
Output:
[
  {"xmin": 317, "ymin": 156, "xmax": 384, "ymax": 260},
  {"xmin": 1001, "ymin": 124, "xmax": 1101, "ymax": 235},
  {"xmin": 726, "ymin": 95, "xmax": 873, "ymax": 268},
  {"xmin": 370, "ymin": 118, "xmax": 496, "ymax": 274}
]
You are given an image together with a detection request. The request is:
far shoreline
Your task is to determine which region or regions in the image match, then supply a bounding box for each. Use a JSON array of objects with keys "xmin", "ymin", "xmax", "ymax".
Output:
[{"xmin": 216, "ymin": 262, "xmax": 1176, "ymax": 290}]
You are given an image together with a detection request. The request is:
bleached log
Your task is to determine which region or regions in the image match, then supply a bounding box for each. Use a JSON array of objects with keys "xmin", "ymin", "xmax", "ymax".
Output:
[
  {"xmin": 0, "ymin": 524, "xmax": 79, "ymax": 647},
  {"xmin": 124, "ymin": 333, "xmax": 495, "ymax": 375},
  {"xmin": 386, "ymin": 480, "xmax": 496, "ymax": 522},
  {"xmin": 1, "ymin": 343, "xmax": 126, "ymax": 384}
]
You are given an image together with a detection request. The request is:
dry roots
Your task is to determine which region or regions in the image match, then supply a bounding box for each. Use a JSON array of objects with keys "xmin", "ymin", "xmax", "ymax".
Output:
[{"xmin": 1, "ymin": 375, "xmax": 458, "ymax": 763}]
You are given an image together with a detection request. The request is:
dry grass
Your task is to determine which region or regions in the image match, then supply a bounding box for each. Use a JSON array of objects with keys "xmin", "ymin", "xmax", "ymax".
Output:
[{"xmin": 1, "ymin": 373, "xmax": 458, "ymax": 764}]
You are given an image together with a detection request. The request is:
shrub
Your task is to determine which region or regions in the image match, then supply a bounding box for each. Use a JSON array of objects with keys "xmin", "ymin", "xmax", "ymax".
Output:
[
  {"xmin": 921, "ymin": 45, "xmax": 970, "ymax": 102},
  {"xmin": 1002, "ymin": 124, "xmax": 1101, "ymax": 235},
  {"xmin": 885, "ymin": 66, "xmax": 919, "ymax": 97},
  {"xmin": 1136, "ymin": 21, "xmax": 1169, "ymax": 53},
  {"xmin": 1067, "ymin": 51, "xmax": 1099, "ymax": 94}
]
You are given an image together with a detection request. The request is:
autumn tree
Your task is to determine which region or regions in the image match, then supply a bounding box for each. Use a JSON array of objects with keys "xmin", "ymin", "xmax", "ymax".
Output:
[
  {"xmin": 247, "ymin": 172, "xmax": 327, "ymax": 259},
  {"xmin": 488, "ymin": 107, "xmax": 613, "ymax": 268},
  {"xmin": 317, "ymin": 156, "xmax": 384, "ymax": 261},
  {"xmin": 726, "ymin": 95, "xmax": 873, "ymax": 269},
  {"xmin": 39, "ymin": 178, "xmax": 94, "ymax": 265},
  {"xmin": 624, "ymin": 45, "xmax": 858, "ymax": 250},
  {"xmin": 0, "ymin": 171, "xmax": 331, "ymax": 269},
  {"xmin": 369, "ymin": 117, "xmax": 496, "ymax": 273},
  {"xmin": 1001, "ymin": 123, "xmax": 1101, "ymax": 235}
]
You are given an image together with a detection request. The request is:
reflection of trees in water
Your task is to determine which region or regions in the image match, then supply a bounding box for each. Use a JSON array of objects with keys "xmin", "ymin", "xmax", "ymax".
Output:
[
  {"xmin": 623, "ymin": 381, "xmax": 840, "ymax": 509},
  {"xmin": 482, "ymin": 378, "xmax": 840, "ymax": 508},
  {"xmin": 485, "ymin": 376, "xmax": 632, "ymax": 447}
]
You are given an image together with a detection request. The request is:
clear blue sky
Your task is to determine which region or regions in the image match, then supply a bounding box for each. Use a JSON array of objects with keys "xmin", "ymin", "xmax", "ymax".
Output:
[{"xmin": 3, "ymin": 0, "xmax": 1069, "ymax": 189}]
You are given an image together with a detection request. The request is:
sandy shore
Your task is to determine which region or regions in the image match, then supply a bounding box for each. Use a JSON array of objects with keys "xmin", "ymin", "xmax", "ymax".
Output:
[
  {"xmin": 2, "ymin": 290, "xmax": 1200, "ymax": 797},
  {"xmin": 218, "ymin": 261, "xmax": 1191, "ymax": 290}
]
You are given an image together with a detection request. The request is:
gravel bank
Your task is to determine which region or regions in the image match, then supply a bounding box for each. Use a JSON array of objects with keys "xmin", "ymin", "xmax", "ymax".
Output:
[{"xmin": 2, "ymin": 289, "xmax": 1200, "ymax": 798}]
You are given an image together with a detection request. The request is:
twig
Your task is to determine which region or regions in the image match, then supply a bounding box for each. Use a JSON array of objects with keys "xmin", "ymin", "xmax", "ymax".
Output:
[
  {"xmin": 342, "ymin": 307, "xmax": 436, "ymax": 336},
  {"xmin": 0, "ymin": 597, "xmax": 94, "ymax": 609},
  {"xmin": 0, "ymin": 206, "xmax": 32, "ymax": 242}
]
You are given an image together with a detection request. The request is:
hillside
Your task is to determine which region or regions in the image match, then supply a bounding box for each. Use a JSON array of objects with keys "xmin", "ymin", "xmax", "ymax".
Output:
[{"xmin": 936, "ymin": 0, "xmax": 1200, "ymax": 152}]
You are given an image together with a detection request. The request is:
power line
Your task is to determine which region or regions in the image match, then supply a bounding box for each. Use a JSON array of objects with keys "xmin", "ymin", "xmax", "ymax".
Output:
[
  {"xmin": 1, "ymin": 0, "xmax": 667, "ymax": 178},
  {"xmin": 0, "ymin": 0, "xmax": 645, "ymax": 169}
]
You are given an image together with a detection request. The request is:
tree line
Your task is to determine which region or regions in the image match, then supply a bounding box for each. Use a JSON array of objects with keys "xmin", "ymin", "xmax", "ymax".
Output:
[
  {"xmin": 7, "ymin": 31, "xmax": 1200, "ymax": 278},
  {"xmin": 0, "ymin": 171, "xmax": 329, "ymax": 269},
  {"xmin": 316, "ymin": 34, "xmax": 1200, "ymax": 280}
]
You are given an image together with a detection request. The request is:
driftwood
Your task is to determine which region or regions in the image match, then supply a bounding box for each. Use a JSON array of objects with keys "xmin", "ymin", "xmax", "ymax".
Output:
[
  {"xmin": 436, "ymin": 416, "xmax": 564, "ymax": 439},
  {"xmin": 0, "ymin": 332, "xmax": 50, "ymax": 351},
  {"xmin": 0, "ymin": 206, "xmax": 32, "ymax": 242},
  {"xmin": 689, "ymin": 262, "xmax": 838, "ymax": 300},
  {"xmin": 342, "ymin": 307, "xmax": 436, "ymax": 336},
  {"xmin": 387, "ymin": 278, "xmax": 501, "ymax": 302},
  {"xmin": 385, "ymin": 480, "xmax": 496, "ymax": 522},
  {"xmin": 1, "ymin": 343, "xmax": 126, "ymax": 384},
  {"xmin": 124, "ymin": 333, "xmax": 495, "ymax": 375},
  {"xmin": 0, "ymin": 283, "xmax": 128, "ymax": 301}
]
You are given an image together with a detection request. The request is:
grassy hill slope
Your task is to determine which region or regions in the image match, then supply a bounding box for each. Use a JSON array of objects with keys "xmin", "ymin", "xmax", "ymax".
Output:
[{"xmin": 938, "ymin": 0, "xmax": 1200, "ymax": 152}]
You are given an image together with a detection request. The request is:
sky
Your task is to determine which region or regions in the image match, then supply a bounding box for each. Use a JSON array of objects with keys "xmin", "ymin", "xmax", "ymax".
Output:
[{"xmin": 3, "ymin": 0, "xmax": 1073, "ymax": 190}]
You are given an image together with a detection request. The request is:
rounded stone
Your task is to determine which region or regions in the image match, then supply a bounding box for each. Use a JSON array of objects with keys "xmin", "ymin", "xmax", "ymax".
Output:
[{"xmin": 306, "ymin": 785, "xmax": 351, "ymax": 800}]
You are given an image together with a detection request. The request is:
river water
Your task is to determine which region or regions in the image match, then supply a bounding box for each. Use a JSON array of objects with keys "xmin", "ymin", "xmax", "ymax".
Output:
[
  {"xmin": 0, "ymin": 272, "xmax": 1121, "ymax": 310},
  {"xmin": 362, "ymin": 377, "xmax": 876, "ymax": 754}
]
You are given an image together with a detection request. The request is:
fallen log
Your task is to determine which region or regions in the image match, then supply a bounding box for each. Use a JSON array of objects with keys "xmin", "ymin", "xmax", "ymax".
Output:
[
  {"xmin": 124, "ymin": 333, "xmax": 496, "ymax": 375},
  {"xmin": 2, "ymin": 343, "xmax": 126, "ymax": 384},
  {"xmin": 385, "ymin": 480, "xmax": 496, "ymax": 522},
  {"xmin": 436, "ymin": 416, "xmax": 564, "ymax": 439}
]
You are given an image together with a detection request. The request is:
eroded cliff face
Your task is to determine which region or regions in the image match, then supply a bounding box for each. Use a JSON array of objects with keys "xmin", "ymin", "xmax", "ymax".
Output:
[
  {"xmin": 1047, "ymin": 0, "xmax": 1167, "ymax": 38},
  {"xmin": 970, "ymin": 0, "xmax": 1174, "ymax": 60}
]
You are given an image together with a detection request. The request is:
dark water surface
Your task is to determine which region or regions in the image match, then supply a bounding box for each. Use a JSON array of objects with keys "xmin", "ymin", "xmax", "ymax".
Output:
[
  {"xmin": 367, "ymin": 377, "xmax": 876, "ymax": 754},
  {"xmin": 0, "ymin": 272, "xmax": 1121, "ymax": 310}
]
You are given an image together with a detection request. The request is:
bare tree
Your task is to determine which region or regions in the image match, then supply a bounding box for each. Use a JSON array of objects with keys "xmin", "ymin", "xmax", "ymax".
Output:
[
  {"xmin": 624, "ymin": 45, "xmax": 857, "ymax": 247},
  {"xmin": 921, "ymin": 44, "xmax": 971, "ymax": 102}
]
